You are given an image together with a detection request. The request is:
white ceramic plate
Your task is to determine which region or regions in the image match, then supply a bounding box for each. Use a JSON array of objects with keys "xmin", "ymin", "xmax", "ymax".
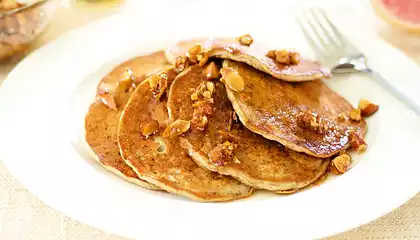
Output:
[{"xmin": 1, "ymin": 1, "xmax": 420, "ymax": 239}]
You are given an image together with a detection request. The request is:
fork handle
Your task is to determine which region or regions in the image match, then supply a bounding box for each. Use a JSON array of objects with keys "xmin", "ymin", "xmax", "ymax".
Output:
[{"xmin": 363, "ymin": 68, "xmax": 420, "ymax": 115}]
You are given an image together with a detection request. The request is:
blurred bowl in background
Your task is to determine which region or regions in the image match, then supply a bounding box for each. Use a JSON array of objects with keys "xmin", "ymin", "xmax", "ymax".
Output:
[
  {"xmin": 0, "ymin": 0, "xmax": 59, "ymax": 61},
  {"xmin": 371, "ymin": 0, "xmax": 420, "ymax": 51}
]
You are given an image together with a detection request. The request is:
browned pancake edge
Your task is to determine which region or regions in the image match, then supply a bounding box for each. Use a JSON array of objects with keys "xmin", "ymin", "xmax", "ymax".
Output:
[{"xmin": 85, "ymin": 51, "xmax": 170, "ymax": 190}]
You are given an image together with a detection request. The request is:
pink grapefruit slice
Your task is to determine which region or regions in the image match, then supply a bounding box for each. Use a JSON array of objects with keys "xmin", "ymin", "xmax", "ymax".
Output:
[{"xmin": 372, "ymin": 0, "xmax": 420, "ymax": 33}]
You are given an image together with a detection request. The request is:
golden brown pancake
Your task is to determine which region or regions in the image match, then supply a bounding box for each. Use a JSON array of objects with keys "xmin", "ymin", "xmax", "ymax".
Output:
[
  {"xmin": 165, "ymin": 38, "xmax": 330, "ymax": 82},
  {"xmin": 222, "ymin": 60, "xmax": 367, "ymax": 158},
  {"xmin": 167, "ymin": 65, "xmax": 330, "ymax": 192},
  {"xmin": 85, "ymin": 51, "xmax": 169, "ymax": 190},
  {"xmin": 118, "ymin": 68, "xmax": 253, "ymax": 202}
]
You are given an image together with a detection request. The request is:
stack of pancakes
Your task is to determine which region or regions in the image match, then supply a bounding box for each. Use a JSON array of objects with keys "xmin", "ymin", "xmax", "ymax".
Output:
[{"xmin": 85, "ymin": 37, "xmax": 368, "ymax": 202}]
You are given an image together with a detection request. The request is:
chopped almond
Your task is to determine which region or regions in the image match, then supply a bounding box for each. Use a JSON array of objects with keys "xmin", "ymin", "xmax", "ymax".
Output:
[
  {"xmin": 148, "ymin": 74, "xmax": 168, "ymax": 101},
  {"xmin": 209, "ymin": 141, "xmax": 237, "ymax": 166},
  {"xmin": 266, "ymin": 49, "xmax": 300, "ymax": 65},
  {"xmin": 331, "ymin": 153, "xmax": 351, "ymax": 174},
  {"xmin": 197, "ymin": 53, "xmax": 208, "ymax": 67},
  {"xmin": 349, "ymin": 132, "xmax": 367, "ymax": 152},
  {"xmin": 142, "ymin": 120, "xmax": 159, "ymax": 138},
  {"xmin": 99, "ymin": 93, "xmax": 117, "ymax": 110},
  {"xmin": 187, "ymin": 44, "xmax": 203, "ymax": 64},
  {"xmin": 237, "ymin": 34, "xmax": 253, "ymax": 46},
  {"xmin": 358, "ymin": 99, "xmax": 379, "ymax": 117},
  {"xmin": 203, "ymin": 62, "xmax": 220, "ymax": 80},
  {"xmin": 349, "ymin": 108, "xmax": 362, "ymax": 121},
  {"xmin": 175, "ymin": 56, "xmax": 190, "ymax": 73},
  {"xmin": 162, "ymin": 120, "xmax": 191, "ymax": 138},
  {"xmin": 206, "ymin": 81, "xmax": 215, "ymax": 94},
  {"xmin": 220, "ymin": 68, "xmax": 244, "ymax": 92}
]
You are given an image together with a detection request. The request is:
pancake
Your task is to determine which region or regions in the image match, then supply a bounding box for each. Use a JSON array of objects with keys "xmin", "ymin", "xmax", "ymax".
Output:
[
  {"xmin": 222, "ymin": 60, "xmax": 367, "ymax": 158},
  {"xmin": 165, "ymin": 38, "xmax": 330, "ymax": 82},
  {"xmin": 118, "ymin": 68, "xmax": 253, "ymax": 202},
  {"xmin": 85, "ymin": 51, "xmax": 170, "ymax": 190},
  {"xmin": 167, "ymin": 65, "xmax": 330, "ymax": 192}
]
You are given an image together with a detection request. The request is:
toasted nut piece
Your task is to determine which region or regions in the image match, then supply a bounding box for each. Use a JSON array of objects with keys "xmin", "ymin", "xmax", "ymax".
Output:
[
  {"xmin": 310, "ymin": 116, "xmax": 319, "ymax": 128},
  {"xmin": 190, "ymin": 82, "xmax": 206, "ymax": 101},
  {"xmin": 220, "ymin": 68, "xmax": 245, "ymax": 92},
  {"xmin": 358, "ymin": 99, "xmax": 379, "ymax": 117},
  {"xmin": 237, "ymin": 34, "xmax": 253, "ymax": 46},
  {"xmin": 175, "ymin": 56, "xmax": 190, "ymax": 73},
  {"xmin": 266, "ymin": 50, "xmax": 276, "ymax": 59},
  {"xmin": 193, "ymin": 115, "xmax": 208, "ymax": 130},
  {"xmin": 187, "ymin": 44, "xmax": 203, "ymax": 64},
  {"xmin": 337, "ymin": 112, "xmax": 347, "ymax": 122},
  {"xmin": 163, "ymin": 120, "xmax": 191, "ymax": 138},
  {"xmin": 357, "ymin": 144, "xmax": 367, "ymax": 153},
  {"xmin": 148, "ymin": 74, "xmax": 169, "ymax": 101},
  {"xmin": 275, "ymin": 50, "xmax": 290, "ymax": 63},
  {"xmin": 197, "ymin": 53, "xmax": 208, "ymax": 67},
  {"xmin": 202, "ymin": 90, "xmax": 212, "ymax": 99},
  {"xmin": 331, "ymin": 153, "xmax": 352, "ymax": 174},
  {"xmin": 121, "ymin": 68, "xmax": 134, "ymax": 83},
  {"xmin": 188, "ymin": 43, "xmax": 202, "ymax": 55},
  {"xmin": 142, "ymin": 120, "xmax": 159, "ymax": 138},
  {"xmin": 99, "ymin": 93, "xmax": 117, "ymax": 110},
  {"xmin": 206, "ymin": 81, "xmax": 215, "ymax": 94},
  {"xmin": 349, "ymin": 108, "xmax": 362, "ymax": 121},
  {"xmin": 289, "ymin": 51, "xmax": 301, "ymax": 65},
  {"xmin": 116, "ymin": 68, "xmax": 135, "ymax": 92},
  {"xmin": 349, "ymin": 131, "xmax": 366, "ymax": 151},
  {"xmin": 209, "ymin": 141, "xmax": 237, "ymax": 166},
  {"xmin": 266, "ymin": 49, "xmax": 301, "ymax": 65},
  {"xmin": 203, "ymin": 62, "xmax": 220, "ymax": 80}
]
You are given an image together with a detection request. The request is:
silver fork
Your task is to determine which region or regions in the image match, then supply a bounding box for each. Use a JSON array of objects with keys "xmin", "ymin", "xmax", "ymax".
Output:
[{"xmin": 296, "ymin": 8, "xmax": 420, "ymax": 115}]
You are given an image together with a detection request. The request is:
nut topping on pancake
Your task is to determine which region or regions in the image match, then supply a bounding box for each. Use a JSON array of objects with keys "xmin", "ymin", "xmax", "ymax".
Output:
[
  {"xmin": 163, "ymin": 119, "xmax": 191, "ymax": 138},
  {"xmin": 206, "ymin": 81, "xmax": 215, "ymax": 94},
  {"xmin": 98, "ymin": 93, "xmax": 117, "ymax": 110},
  {"xmin": 117, "ymin": 68, "xmax": 136, "ymax": 92},
  {"xmin": 359, "ymin": 99, "xmax": 379, "ymax": 117},
  {"xmin": 175, "ymin": 56, "xmax": 190, "ymax": 73},
  {"xmin": 349, "ymin": 131, "xmax": 367, "ymax": 152},
  {"xmin": 349, "ymin": 108, "xmax": 362, "ymax": 121},
  {"xmin": 331, "ymin": 153, "xmax": 351, "ymax": 174},
  {"xmin": 190, "ymin": 79, "xmax": 217, "ymax": 131},
  {"xmin": 357, "ymin": 144, "xmax": 367, "ymax": 153},
  {"xmin": 220, "ymin": 67, "xmax": 244, "ymax": 92},
  {"xmin": 192, "ymin": 83, "xmax": 214, "ymax": 101},
  {"xmin": 266, "ymin": 49, "xmax": 300, "ymax": 65},
  {"xmin": 237, "ymin": 34, "xmax": 253, "ymax": 46},
  {"xmin": 209, "ymin": 141, "xmax": 237, "ymax": 166},
  {"xmin": 202, "ymin": 62, "xmax": 220, "ymax": 80},
  {"xmin": 142, "ymin": 120, "xmax": 160, "ymax": 138},
  {"xmin": 148, "ymin": 73, "xmax": 168, "ymax": 100},
  {"xmin": 197, "ymin": 53, "xmax": 209, "ymax": 67},
  {"xmin": 186, "ymin": 43, "xmax": 208, "ymax": 67},
  {"xmin": 187, "ymin": 44, "xmax": 202, "ymax": 62}
]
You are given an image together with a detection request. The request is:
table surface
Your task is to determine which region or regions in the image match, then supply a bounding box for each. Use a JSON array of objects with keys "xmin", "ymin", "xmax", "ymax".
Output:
[{"xmin": 1, "ymin": 1, "xmax": 420, "ymax": 240}]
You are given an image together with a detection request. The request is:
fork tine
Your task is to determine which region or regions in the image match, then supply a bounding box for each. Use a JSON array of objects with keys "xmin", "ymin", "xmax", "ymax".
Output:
[
  {"xmin": 314, "ymin": 8, "xmax": 360, "ymax": 53},
  {"xmin": 296, "ymin": 15, "xmax": 324, "ymax": 57},
  {"xmin": 314, "ymin": 8, "xmax": 345, "ymax": 43},
  {"xmin": 305, "ymin": 13, "xmax": 331, "ymax": 52},
  {"xmin": 309, "ymin": 8, "xmax": 340, "ymax": 48}
]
